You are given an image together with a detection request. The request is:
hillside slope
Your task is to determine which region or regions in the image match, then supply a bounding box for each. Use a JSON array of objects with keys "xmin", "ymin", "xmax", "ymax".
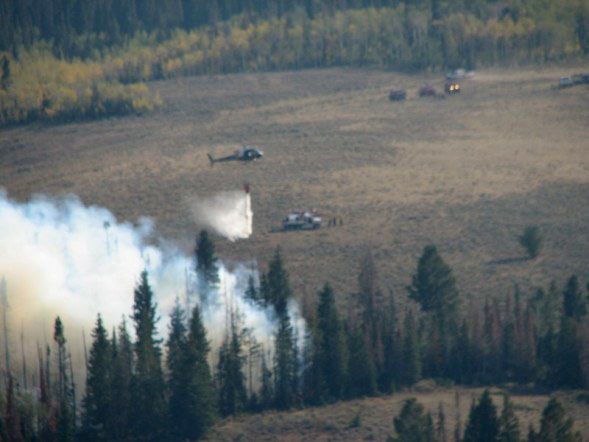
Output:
[{"xmin": 1, "ymin": 66, "xmax": 588, "ymax": 306}]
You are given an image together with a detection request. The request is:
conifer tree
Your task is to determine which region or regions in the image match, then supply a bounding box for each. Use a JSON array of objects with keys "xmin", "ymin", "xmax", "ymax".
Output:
[
  {"xmin": 392, "ymin": 398, "xmax": 435, "ymax": 442},
  {"xmin": 260, "ymin": 352, "xmax": 273, "ymax": 410},
  {"xmin": 217, "ymin": 312, "xmax": 247, "ymax": 416},
  {"xmin": 109, "ymin": 318, "xmax": 133, "ymax": 440},
  {"xmin": 53, "ymin": 317, "xmax": 75, "ymax": 442},
  {"xmin": 381, "ymin": 322, "xmax": 402, "ymax": 394},
  {"xmin": 563, "ymin": 276, "xmax": 587, "ymax": 321},
  {"xmin": 345, "ymin": 325, "xmax": 377, "ymax": 398},
  {"xmin": 407, "ymin": 245, "xmax": 459, "ymax": 331},
  {"xmin": 463, "ymin": 389, "xmax": 499, "ymax": 442},
  {"xmin": 82, "ymin": 314, "xmax": 112, "ymax": 440},
  {"xmin": 267, "ymin": 248, "xmax": 292, "ymax": 315},
  {"xmin": 498, "ymin": 394, "xmax": 520, "ymax": 442},
  {"xmin": 538, "ymin": 398, "xmax": 581, "ymax": 442},
  {"xmin": 556, "ymin": 316, "xmax": 584, "ymax": 388},
  {"xmin": 273, "ymin": 312, "xmax": 298, "ymax": 409},
  {"xmin": 245, "ymin": 274, "xmax": 259, "ymax": 304},
  {"xmin": 166, "ymin": 300, "xmax": 188, "ymax": 439},
  {"xmin": 195, "ymin": 230, "xmax": 220, "ymax": 300},
  {"xmin": 168, "ymin": 304, "xmax": 216, "ymax": 438},
  {"xmin": 401, "ymin": 310, "xmax": 421, "ymax": 386},
  {"xmin": 130, "ymin": 271, "xmax": 166, "ymax": 440},
  {"xmin": 315, "ymin": 283, "xmax": 345, "ymax": 401}
]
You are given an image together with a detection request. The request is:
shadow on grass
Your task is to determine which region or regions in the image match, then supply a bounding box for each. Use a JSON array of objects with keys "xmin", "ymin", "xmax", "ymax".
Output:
[{"xmin": 488, "ymin": 256, "xmax": 530, "ymax": 265}]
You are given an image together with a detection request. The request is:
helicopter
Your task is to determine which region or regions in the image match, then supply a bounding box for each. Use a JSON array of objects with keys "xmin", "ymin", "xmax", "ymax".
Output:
[{"xmin": 207, "ymin": 146, "xmax": 264, "ymax": 166}]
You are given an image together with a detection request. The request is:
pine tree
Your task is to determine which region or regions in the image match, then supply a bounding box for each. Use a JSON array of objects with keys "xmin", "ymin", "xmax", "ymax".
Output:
[
  {"xmin": 407, "ymin": 245, "xmax": 459, "ymax": 330},
  {"xmin": 245, "ymin": 274, "xmax": 259, "ymax": 304},
  {"xmin": 556, "ymin": 316, "xmax": 584, "ymax": 388},
  {"xmin": 170, "ymin": 304, "xmax": 216, "ymax": 439},
  {"xmin": 463, "ymin": 389, "xmax": 499, "ymax": 442},
  {"xmin": 166, "ymin": 300, "xmax": 188, "ymax": 440},
  {"xmin": 82, "ymin": 315, "xmax": 112, "ymax": 440},
  {"xmin": 401, "ymin": 310, "xmax": 421, "ymax": 387},
  {"xmin": 267, "ymin": 248, "xmax": 292, "ymax": 315},
  {"xmin": 260, "ymin": 352, "xmax": 273, "ymax": 410},
  {"xmin": 53, "ymin": 317, "xmax": 75, "ymax": 442},
  {"xmin": 315, "ymin": 283, "xmax": 345, "ymax": 401},
  {"xmin": 217, "ymin": 312, "xmax": 247, "ymax": 416},
  {"xmin": 519, "ymin": 226, "xmax": 542, "ymax": 259},
  {"xmin": 273, "ymin": 313, "xmax": 298, "ymax": 409},
  {"xmin": 345, "ymin": 325, "xmax": 377, "ymax": 398},
  {"xmin": 538, "ymin": 398, "xmax": 581, "ymax": 442},
  {"xmin": 195, "ymin": 230, "xmax": 220, "ymax": 301},
  {"xmin": 109, "ymin": 318, "xmax": 133, "ymax": 440},
  {"xmin": 408, "ymin": 245, "xmax": 459, "ymax": 378},
  {"xmin": 130, "ymin": 271, "xmax": 167, "ymax": 440},
  {"xmin": 380, "ymin": 292, "xmax": 401, "ymax": 393},
  {"xmin": 563, "ymin": 275, "xmax": 587, "ymax": 321},
  {"xmin": 392, "ymin": 398, "xmax": 435, "ymax": 442},
  {"xmin": 498, "ymin": 394, "xmax": 520, "ymax": 442}
]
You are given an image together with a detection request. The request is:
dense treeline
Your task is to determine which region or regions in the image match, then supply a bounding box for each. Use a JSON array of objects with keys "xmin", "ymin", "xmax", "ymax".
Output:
[
  {"xmin": 0, "ymin": 232, "xmax": 587, "ymax": 440},
  {"xmin": 392, "ymin": 390, "xmax": 582, "ymax": 441},
  {"xmin": 1, "ymin": 0, "xmax": 589, "ymax": 61},
  {"xmin": 1, "ymin": 0, "xmax": 589, "ymax": 126}
]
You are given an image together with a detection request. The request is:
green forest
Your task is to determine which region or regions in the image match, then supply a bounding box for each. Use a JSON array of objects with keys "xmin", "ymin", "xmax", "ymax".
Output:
[
  {"xmin": 1, "ymin": 0, "xmax": 588, "ymax": 126},
  {"xmin": 0, "ymin": 232, "xmax": 586, "ymax": 440}
]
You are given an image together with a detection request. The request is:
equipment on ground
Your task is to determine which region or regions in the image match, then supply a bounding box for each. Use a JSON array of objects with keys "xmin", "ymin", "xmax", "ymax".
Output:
[
  {"xmin": 445, "ymin": 82, "xmax": 461, "ymax": 94},
  {"xmin": 389, "ymin": 88, "xmax": 407, "ymax": 101},
  {"xmin": 282, "ymin": 210, "xmax": 322, "ymax": 231},
  {"xmin": 419, "ymin": 84, "xmax": 437, "ymax": 97}
]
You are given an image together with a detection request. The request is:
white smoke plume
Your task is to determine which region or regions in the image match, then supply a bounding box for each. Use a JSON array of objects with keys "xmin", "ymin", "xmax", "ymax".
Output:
[
  {"xmin": 0, "ymin": 190, "xmax": 304, "ymax": 390},
  {"xmin": 189, "ymin": 190, "xmax": 252, "ymax": 241}
]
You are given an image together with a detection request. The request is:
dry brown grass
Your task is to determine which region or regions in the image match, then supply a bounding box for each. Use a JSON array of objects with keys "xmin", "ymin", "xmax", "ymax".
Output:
[
  {"xmin": 204, "ymin": 385, "xmax": 589, "ymax": 441},
  {"xmin": 1, "ymin": 65, "xmax": 587, "ymax": 309}
]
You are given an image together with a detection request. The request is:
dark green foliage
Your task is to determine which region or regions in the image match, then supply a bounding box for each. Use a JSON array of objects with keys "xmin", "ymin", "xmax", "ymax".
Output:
[
  {"xmin": 260, "ymin": 354, "xmax": 274, "ymax": 410},
  {"xmin": 315, "ymin": 283, "xmax": 346, "ymax": 401},
  {"xmin": 195, "ymin": 230, "xmax": 220, "ymax": 299},
  {"xmin": 130, "ymin": 271, "xmax": 166, "ymax": 440},
  {"xmin": 555, "ymin": 317, "xmax": 584, "ymax": 388},
  {"xmin": 498, "ymin": 395, "xmax": 520, "ymax": 442},
  {"xmin": 463, "ymin": 389, "xmax": 499, "ymax": 442},
  {"xmin": 345, "ymin": 325, "xmax": 377, "ymax": 398},
  {"xmin": 519, "ymin": 226, "xmax": 543, "ymax": 259},
  {"xmin": 392, "ymin": 398, "xmax": 435, "ymax": 442},
  {"xmin": 380, "ymin": 293, "xmax": 402, "ymax": 393},
  {"xmin": 401, "ymin": 311, "xmax": 421, "ymax": 387},
  {"xmin": 217, "ymin": 313, "xmax": 247, "ymax": 417},
  {"xmin": 408, "ymin": 245, "xmax": 459, "ymax": 330},
  {"xmin": 562, "ymin": 275, "xmax": 587, "ymax": 321},
  {"xmin": 538, "ymin": 398, "xmax": 581, "ymax": 442},
  {"xmin": 166, "ymin": 300, "xmax": 188, "ymax": 439},
  {"xmin": 82, "ymin": 315, "xmax": 112, "ymax": 440},
  {"xmin": 53, "ymin": 317, "xmax": 75, "ymax": 442},
  {"xmin": 266, "ymin": 248, "xmax": 292, "ymax": 315},
  {"xmin": 109, "ymin": 319, "xmax": 133, "ymax": 440},
  {"xmin": 168, "ymin": 304, "xmax": 216, "ymax": 439},
  {"xmin": 245, "ymin": 274, "xmax": 260, "ymax": 304},
  {"xmin": 273, "ymin": 313, "xmax": 299, "ymax": 409}
]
